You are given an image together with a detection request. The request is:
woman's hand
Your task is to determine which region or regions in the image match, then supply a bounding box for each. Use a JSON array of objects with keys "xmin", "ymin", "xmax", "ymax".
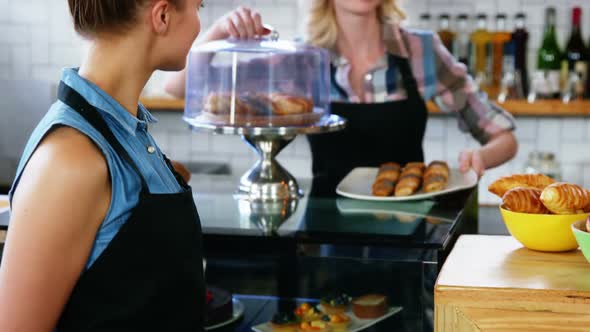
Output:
[
  {"xmin": 459, "ymin": 149, "xmax": 486, "ymax": 178},
  {"xmin": 170, "ymin": 160, "xmax": 191, "ymax": 183},
  {"xmin": 208, "ymin": 6, "xmax": 268, "ymax": 40}
]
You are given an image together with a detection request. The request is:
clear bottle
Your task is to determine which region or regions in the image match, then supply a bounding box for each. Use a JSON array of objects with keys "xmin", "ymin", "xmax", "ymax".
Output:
[
  {"xmin": 491, "ymin": 14, "xmax": 512, "ymax": 92},
  {"xmin": 453, "ymin": 14, "xmax": 470, "ymax": 68},
  {"xmin": 470, "ymin": 14, "xmax": 491, "ymax": 87},
  {"xmin": 438, "ymin": 14, "xmax": 455, "ymax": 53}
]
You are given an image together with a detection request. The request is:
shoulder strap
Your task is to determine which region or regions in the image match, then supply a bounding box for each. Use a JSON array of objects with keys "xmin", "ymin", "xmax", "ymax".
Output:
[{"xmin": 57, "ymin": 81, "xmax": 149, "ymax": 190}]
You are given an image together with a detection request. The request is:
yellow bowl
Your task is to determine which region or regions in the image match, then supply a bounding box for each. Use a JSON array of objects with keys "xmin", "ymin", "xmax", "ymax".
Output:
[{"xmin": 499, "ymin": 207, "xmax": 588, "ymax": 252}]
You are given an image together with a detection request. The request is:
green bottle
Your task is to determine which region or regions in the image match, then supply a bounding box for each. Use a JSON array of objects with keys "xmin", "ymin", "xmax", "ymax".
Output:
[{"xmin": 535, "ymin": 7, "xmax": 562, "ymax": 98}]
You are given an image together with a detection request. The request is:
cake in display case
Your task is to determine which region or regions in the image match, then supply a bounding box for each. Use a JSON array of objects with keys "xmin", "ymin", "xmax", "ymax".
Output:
[{"xmin": 183, "ymin": 34, "xmax": 345, "ymax": 201}]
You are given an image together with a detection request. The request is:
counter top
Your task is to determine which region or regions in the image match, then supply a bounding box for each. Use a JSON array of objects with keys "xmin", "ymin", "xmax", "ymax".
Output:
[
  {"xmin": 140, "ymin": 97, "xmax": 590, "ymax": 117},
  {"xmin": 435, "ymin": 235, "xmax": 590, "ymax": 331}
]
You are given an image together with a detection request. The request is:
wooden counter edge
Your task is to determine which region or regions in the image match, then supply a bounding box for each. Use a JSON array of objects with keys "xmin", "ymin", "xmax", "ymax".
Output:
[{"xmin": 141, "ymin": 97, "xmax": 590, "ymax": 117}]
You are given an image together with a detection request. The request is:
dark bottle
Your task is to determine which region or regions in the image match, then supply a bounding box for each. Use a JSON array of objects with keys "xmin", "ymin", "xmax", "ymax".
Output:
[
  {"xmin": 512, "ymin": 13, "xmax": 529, "ymax": 96},
  {"xmin": 563, "ymin": 7, "xmax": 588, "ymax": 98},
  {"xmin": 438, "ymin": 14, "xmax": 455, "ymax": 52}
]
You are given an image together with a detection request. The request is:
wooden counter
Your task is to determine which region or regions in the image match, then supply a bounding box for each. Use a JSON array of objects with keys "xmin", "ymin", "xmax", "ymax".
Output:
[
  {"xmin": 140, "ymin": 97, "xmax": 590, "ymax": 117},
  {"xmin": 435, "ymin": 235, "xmax": 590, "ymax": 331}
]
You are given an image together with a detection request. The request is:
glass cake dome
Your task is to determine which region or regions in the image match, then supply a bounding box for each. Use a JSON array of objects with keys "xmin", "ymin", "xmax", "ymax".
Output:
[{"xmin": 183, "ymin": 37, "xmax": 331, "ymax": 128}]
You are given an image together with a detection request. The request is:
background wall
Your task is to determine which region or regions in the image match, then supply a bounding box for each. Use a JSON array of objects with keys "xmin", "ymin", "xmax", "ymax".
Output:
[{"xmin": 2, "ymin": 0, "xmax": 590, "ymax": 203}]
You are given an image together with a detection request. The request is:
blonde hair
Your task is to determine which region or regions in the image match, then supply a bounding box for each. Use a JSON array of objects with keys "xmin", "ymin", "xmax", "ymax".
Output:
[{"xmin": 304, "ymin": 0, "xmax": 406, "ymax": 51}]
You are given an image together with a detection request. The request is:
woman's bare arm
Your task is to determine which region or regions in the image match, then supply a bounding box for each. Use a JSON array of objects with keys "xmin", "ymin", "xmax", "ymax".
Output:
[{"xmin": 0, "ymin": 127, "xmax": 111, "ymax": 330}]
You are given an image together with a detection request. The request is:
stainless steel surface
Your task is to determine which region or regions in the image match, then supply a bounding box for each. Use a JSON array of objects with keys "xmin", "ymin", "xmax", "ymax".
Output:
[{"xmin": 185, "ymin": 115, "xmax": 346, "ymax": 201}]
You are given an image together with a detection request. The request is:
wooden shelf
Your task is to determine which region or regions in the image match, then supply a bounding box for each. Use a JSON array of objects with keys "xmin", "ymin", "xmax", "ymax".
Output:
[{"xmin": 141, "ymin": 97, "xmax": 590, "ymax": 117}]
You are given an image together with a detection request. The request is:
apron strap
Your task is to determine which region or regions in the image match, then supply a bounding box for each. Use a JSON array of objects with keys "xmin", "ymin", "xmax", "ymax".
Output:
[
  {"xmin": 390, "ymin": 55, "xmax": 421, "ymax": 99},
  {"xmin": 57, "ymin": 81, "xmax": 149, "ymax": 191}
]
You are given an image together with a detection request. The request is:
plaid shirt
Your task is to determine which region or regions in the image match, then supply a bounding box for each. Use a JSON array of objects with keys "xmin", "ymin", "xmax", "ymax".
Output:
[{"xmin": 330, "ymin": 25, "xmax": 516, "ymax": 144}]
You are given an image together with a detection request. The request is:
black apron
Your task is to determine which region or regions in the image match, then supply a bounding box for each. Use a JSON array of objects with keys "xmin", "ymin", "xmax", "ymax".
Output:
[
  {"xmin": 308, "ymin": 55, "xmax": 428, "ymax": 197},
  {"xmin": 55, "ymin": 82, "xmax": 206, "ymax": 331}
]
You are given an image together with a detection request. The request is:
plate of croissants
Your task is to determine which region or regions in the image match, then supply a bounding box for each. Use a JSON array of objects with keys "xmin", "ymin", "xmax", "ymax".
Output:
[{"xmin": 336, "ymin": 161, "xmax": 478, "ymax": 202}]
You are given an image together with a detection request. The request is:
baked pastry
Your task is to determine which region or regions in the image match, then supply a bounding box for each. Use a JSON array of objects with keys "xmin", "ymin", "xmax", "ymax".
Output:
[
  {"xmin": 352, "ymin": 294, "xmax": 387, "ymax": 319},
  {"xmin": 298, "ymin": 320, "xmax": 332, "ymax": 331},
  {"xmin": 269, "ymin": 312, "xmax": 301, "ymax": 332},
  {"xmin": 404, "ymin": 162, "xmax": 425, "ymax": 171},
  {"xmin": 270, "ymin": 93, "xmax": 313, "ymax": 115},
  {"xmin": 203, "ymin": 93, "xmax": 252, "ymax": 115},
  {"xmin": 372, "ymin": 179, "xmax": 395, "ymax": 196},
  {"xmin": 501, "ymin": 188, "xmax": 550, "ymax": 214},
  {"xmin": 395, "ymin": 174, "xmax": 421, "ymax": 196},
  {"xmin": 488, "ymin": 174, "xmax": 555, "ymax": 198},
  {"xmin": 320, "ymin": 294, "xmax": 351, "ymax": 315},
  {"xmin": 540, "ymin": 182, "xmax": 589, "ymax": 215},
  {"xmin": 294, "ymin": 303, "xmax": 322, "ymax": 322},
  {"xmin": 324, "ymin": 313, "xmax": 351, "ymax": 331},
  {"xmin": 401, "ymin": 165, "xmax": 425, "ymax": 177},
  {"xmin": 375, "ymin": 162, "xmax": 401, "ymax": 182},
  {"xmin": 584, "ymin": 189, "xmax": 590, "ymax": 213},
  {"xmin": 423, "ymin": 161, "xmax": 450, "ymax": 193}
]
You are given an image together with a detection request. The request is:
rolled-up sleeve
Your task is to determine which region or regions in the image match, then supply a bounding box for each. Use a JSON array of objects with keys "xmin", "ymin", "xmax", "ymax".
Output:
[{"xmin": 429, "ymin": 33, "xmax": 515, "ymax": 144}]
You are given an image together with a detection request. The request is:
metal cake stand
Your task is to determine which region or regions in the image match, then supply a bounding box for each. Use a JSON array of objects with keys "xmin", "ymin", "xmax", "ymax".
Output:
[{"xmin": 184, "ymin": 114, "xmax": 346, "ymax": 201}]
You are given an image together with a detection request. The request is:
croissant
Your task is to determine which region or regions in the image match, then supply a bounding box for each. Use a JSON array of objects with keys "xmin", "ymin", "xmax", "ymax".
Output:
[
  {"xmin": 502, "ymin": 188, "xmax": 550, "ymax": 214},
  {"xmin": 375, "ymin": 162, "xmax": 401, "ymax": 182},
  {"xmin": 270, "ymin": 93, "xmax": 313, "ymax": 115},
  {"xmin": 404, "ymin": 162, "xmax": 425, "ymax": 171},
  {"xmin": 424, "ymin": 174, "xmax": 448, "ymax": 193},
  {"xmin": 395, "ymin": 174, "xmax": 421, "ymax": 196},
  {"xmin": 372, "ymin": 179, "xmax": 395, "ymax": 197},
  {"xmin": 584, "ymin": 189, "xmax": 590, "ymax": 213},
  {"xmin": 540, "ymin": 182, "xmax": 589, "ymax": 215},
  {"xmin": 488, "ymin": 174, "xmax": 555, "ymax": 198}
]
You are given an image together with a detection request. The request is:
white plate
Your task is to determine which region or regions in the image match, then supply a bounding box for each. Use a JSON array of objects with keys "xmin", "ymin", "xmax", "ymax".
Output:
[
  {"xmin": 205, "ymin": 298, "xmax": 245, "ymax": 331},
  {"xmin": 252, "ymin": 306, "xmax": 402, "ymax": 332},
  {"xmin": 336, "ymin": 168, "xmax": 478, "ymax": 202}
]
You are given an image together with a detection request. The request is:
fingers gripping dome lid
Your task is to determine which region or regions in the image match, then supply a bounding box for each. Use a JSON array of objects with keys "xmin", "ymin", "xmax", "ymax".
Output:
[{"xmin": 184, "ymin": 38, "xmax": 331, "ymax": 128}]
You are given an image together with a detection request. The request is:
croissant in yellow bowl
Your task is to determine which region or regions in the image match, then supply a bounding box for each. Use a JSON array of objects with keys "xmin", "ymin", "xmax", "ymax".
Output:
[{"xmin": 540, "ymin": 182, "xmax": 589, "ymax": 215}]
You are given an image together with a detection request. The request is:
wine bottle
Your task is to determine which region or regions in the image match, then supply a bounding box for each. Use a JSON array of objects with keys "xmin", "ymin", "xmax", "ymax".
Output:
[
  {"xmin": 563, "ymin": 7, "xmax": 588, "ymax": 99},
  {"xmin": 512, "ymin": 13, "xmax": 529, "ymax": 96},
  {"xmin": 534, "ymin": 7, "xmax": 562, "ymax": 99}
]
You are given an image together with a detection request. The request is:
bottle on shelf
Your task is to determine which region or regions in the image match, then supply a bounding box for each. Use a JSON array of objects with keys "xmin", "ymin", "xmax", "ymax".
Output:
[
  {"xmin": 470, "ymin": 14, "xmax": 491, "ymax": 89},
  {"xmin": 453, "ymin": 14, "xmax": 470, "ymax": 68},
  {"xmin": 529, "ymin": 7, "xmax": 562, "ymax": 101},
  {"xmin": 491, "ymin": 14, "xmax": 512, "ymax": 90},
  {"xmin": 512, "ymin": 12, "xmax": 529, "ymax": 96},
  {"xmin": 438, "ymin": 14, "xmax": 455, "ymax": 53},
  {"xmin": 562, "ymin": 6, "xmax": 588, "ymax": 102},
  {"xmin": 418, "ymin": 13, "xmax": 432, "ymax": 31}
]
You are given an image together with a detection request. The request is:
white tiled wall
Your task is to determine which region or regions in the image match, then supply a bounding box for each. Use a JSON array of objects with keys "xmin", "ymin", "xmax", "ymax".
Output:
[{"xmin": 3, "ymin": 0, "xmax": 590, "ymax": 204}]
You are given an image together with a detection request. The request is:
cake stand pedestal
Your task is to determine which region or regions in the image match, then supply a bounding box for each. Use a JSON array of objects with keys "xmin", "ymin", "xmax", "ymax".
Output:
[{"xmin": 184, "ymin": 114, "xmax": 346, "ymax": 201}]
